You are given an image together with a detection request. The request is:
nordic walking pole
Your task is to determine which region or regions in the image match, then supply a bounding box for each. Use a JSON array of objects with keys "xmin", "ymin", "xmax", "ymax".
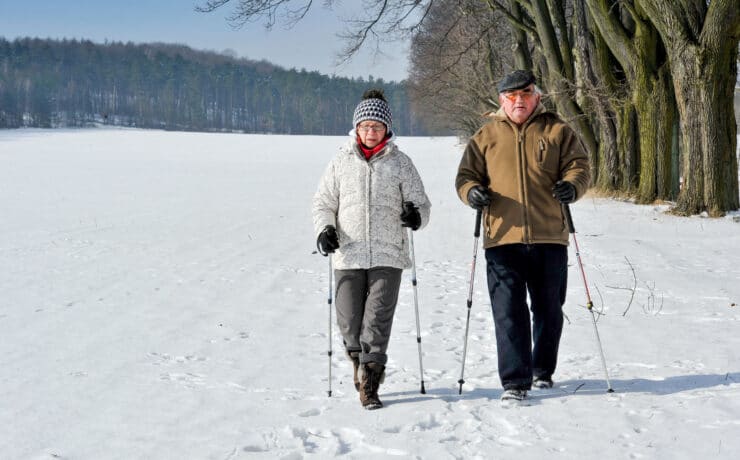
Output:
[
  {"xmin": 327, "ymin": 255, "xmax": 334, "ymax": 397},
  {"xmin": 563, "ymin": 204, "xmax": 614, "ymax": 393},
  {"xmin": 458, "ymin": 209, "xmax": 483, "ymax": 394},
  {"xmin": 408, "ymin": 228, "xmax": 427, "ymax": 394}
]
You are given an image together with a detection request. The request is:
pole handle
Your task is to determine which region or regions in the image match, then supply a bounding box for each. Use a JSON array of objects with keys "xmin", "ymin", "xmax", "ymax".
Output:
[
  {"xmin": 474, "ymin": 209, "xmax": 482, "ymax": 237},
  {"xmin": 562, "ymin": 204, "xmax": 575, "ymax": 234}
]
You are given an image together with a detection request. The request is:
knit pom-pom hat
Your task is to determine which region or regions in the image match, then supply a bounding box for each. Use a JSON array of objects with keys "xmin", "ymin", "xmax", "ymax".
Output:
[{"xmin": 352, "ymin": 89, "xmax": 392, "ymax": 130}]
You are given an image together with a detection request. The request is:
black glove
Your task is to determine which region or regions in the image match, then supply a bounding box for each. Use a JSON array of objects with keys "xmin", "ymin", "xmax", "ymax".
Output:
[
  {"xmin": 467, "ymin": 185, "xmax": 492, "ymax": 210},
  {"xmin": 400, "ymin": 201, "xmax": 422, "ymax": 231},
  {"xmin": 316, "ymin": 225, "xmax": 339, "ymax": 256},
  {"xmin": 552, "ymin": 180, "xmax": 576, "ymax": 204}
]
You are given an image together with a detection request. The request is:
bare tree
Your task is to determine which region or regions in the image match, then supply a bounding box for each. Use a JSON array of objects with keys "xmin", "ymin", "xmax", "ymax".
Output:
[
  {"xmin": 407, "ymin": 0, "xmax": 511, "ymax": 136},
  {"xmin": 476, "ymin": 1, "xmax": 611, "ymax": 182},
  {"xmin": 585, "ymin": 0, "xmax": 678, "ymax": 203},
  {"xmin": 572, "ymin": 0, "xmax": 629, "ymax": 193},
  {"xmin": 196, "ymin": 0, "xmax": 433, "ymax": 65},
  {"xmin": 197, "ymin": 0, "xmax": 317, "ymax": 29},
  {"xmin": 198, "ymin": 0, "xmax": 740, "ymax": 215}
]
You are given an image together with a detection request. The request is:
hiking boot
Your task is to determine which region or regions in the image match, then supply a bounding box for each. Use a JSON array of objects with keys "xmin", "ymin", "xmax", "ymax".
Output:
[
  {"xmin": 532, "ymin": 377, "xmax": 554, "ymax": 389},
  {"xmin": 501, "ymin": 388, "xmax": 527, "ymax": 402},
  {"xmin": 345, "ymin": 350, "xmax": 360, "ymax": 392},
  {"xmin": 359, "ymin": 362, "xmax": 385, "ymax": 410}
]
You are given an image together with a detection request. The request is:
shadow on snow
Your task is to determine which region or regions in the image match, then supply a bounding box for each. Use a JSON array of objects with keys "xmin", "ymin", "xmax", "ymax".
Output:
[{"xmin": 379, "ymin": 371, "xmax": 740, "ymax": 406}]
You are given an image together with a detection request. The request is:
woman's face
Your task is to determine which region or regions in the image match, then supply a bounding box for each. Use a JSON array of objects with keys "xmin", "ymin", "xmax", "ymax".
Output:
[{"xmin": 357, "ymin": 121, "xmax": 387, "ymax": 148}]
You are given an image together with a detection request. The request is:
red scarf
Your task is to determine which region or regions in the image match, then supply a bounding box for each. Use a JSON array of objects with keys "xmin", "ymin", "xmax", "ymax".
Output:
[{"xmin": 358, "ymin": 135, "xmax": 390, "ymax": 160}]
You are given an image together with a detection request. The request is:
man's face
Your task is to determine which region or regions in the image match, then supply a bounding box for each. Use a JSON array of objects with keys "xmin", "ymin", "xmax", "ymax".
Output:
[{"xmin": 499, "ymin": 84, "xmax": 540, "ymax": 125}]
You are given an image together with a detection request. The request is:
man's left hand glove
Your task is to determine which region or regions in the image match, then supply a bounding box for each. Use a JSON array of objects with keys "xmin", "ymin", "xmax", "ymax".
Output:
[
  {"xmin": 552, "ymin": 180, "xmax": 576, "ymax": 204},
  {"xmin": 467, "ymin": 185, "xmax": 492, "ymax": 210},
  {"xmin": 400, "ymin": 201, "xmax": 421, "ymax": 231}
]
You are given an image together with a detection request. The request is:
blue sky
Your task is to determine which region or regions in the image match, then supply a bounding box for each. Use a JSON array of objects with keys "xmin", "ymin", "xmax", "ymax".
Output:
[{"xmin": 0, "ymin": 0, "xmax": 410, "ymax": 82}]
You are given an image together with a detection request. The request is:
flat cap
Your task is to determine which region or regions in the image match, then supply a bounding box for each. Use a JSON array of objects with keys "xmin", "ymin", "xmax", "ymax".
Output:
[{"xmin": 497, "ymin": 70, "xmax": 536, "ymax": 93}]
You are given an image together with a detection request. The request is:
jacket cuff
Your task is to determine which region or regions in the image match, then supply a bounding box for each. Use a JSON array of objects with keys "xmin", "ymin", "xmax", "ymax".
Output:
[{"xmin": 458, "ymin": 182, "xmax": 477, "ymax": 206}]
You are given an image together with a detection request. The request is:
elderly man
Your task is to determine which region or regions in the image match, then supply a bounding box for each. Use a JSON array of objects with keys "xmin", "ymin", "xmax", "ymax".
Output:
[{"xmin": 455, "ymin": 70, "xmax": 590, "ymax": 403}]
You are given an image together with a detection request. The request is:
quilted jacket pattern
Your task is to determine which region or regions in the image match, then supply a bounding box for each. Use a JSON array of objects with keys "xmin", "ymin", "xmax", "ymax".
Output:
[{"xmin": 312, "ymin": 137, "xmax": 431, "ymax": 269}]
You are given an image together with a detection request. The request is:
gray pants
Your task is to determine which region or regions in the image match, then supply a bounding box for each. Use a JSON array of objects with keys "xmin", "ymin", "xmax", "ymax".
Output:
[{"xmin": 334, "ymin": 266, "xmax": 403, "ymax": 365}]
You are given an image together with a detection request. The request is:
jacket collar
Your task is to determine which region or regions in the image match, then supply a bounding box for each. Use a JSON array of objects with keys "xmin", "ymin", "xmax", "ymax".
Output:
[{"xmin": 345, "ymin": 130, "xmax": 396, "ymax": 161}]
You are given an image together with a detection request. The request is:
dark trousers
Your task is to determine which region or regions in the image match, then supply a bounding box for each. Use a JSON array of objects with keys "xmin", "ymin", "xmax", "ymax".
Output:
[
  {"xmin": 485, "ymin": 244, "xmax": 568, "ymax": 390},
  {"xmin": 334, "ymin": 266, "xmax": 403, "ymax": 365}
]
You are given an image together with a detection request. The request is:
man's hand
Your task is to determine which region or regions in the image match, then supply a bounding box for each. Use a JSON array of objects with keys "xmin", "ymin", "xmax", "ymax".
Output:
[
  {"xmin": 552, "ymin": 180, "xmax": 576, "ymax": 204},
  {"xmin": 467, "ymin": 186, "xmax": 492, "ymax": 210}
]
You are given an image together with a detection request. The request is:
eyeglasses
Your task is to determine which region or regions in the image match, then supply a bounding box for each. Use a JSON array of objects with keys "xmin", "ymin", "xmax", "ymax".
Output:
[
  {"xmin": 502, "ymin": 88, "xmax": 535, "ymax": 102},
  {"xmin": 357, "ymin": 124, "xmax": 386, "ymax": 133}
]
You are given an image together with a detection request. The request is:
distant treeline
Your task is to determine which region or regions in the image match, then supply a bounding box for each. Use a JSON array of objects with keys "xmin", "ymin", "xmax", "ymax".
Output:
[{"xmin": 0, "ymin": 37, "xmax": 432, "ymax": 135}]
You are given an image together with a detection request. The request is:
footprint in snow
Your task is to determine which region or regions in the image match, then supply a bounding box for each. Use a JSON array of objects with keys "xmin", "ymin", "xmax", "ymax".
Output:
[{"xmin": 298, "ymin": 408, "xmax": 321, "ymax": 417}]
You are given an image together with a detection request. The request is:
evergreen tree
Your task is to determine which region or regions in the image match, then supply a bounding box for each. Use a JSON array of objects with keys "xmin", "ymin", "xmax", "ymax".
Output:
[{"xmin": 0, "ymin": 37, "xmax": 435, "ymax": 136}]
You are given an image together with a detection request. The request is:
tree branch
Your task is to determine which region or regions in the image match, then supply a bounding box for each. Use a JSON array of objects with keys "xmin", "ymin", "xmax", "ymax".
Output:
[
  {"xmin": 585, "ymin": 0, "xmax": 637, "ymax": 74},
  {"xmin": 195, "ymin": 0, "xmax": 314, "ymax": 29}
]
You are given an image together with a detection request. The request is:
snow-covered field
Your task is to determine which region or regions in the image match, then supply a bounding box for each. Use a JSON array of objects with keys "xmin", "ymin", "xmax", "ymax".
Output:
[{"xmin": 1, "ymin": 128, "xmax": 739, "ymax": 459}]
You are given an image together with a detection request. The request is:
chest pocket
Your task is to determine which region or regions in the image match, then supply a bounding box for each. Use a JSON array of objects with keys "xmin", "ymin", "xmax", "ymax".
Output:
[{"xmin": 535, "ymin": 138, "xmax": 559, "ymax": 174}]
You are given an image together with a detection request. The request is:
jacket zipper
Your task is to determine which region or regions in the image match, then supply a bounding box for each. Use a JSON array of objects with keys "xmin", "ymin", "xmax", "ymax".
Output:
[
  {"xmin": 366, "ymin": 160, "xmax": 372, "ymax": 266},
  {"xmin": 517, "ymin": 129, "xmax": 531, "ymax": 244}
]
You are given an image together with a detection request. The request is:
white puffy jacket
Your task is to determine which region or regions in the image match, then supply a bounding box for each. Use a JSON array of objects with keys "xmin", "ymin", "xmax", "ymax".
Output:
[{"xmin": 312, "ymin": 135, "xmax": 431, "ymax": 270}]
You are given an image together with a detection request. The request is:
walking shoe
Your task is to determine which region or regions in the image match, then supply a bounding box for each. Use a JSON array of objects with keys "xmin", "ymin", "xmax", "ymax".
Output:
[
  {"xmin": 500, "ymin": 388, "xmax": 527, "ymax": 402},
  {"xmin": 346, "ymin": 350, "xmax": 360, "ymax": 391},
  {"xmin": 359, "ymin": 362, "xmax": 385, "ymax": 410},
  {"xmin": 532, "ymin": 377, "xmax": 554, "ymax": 389}
]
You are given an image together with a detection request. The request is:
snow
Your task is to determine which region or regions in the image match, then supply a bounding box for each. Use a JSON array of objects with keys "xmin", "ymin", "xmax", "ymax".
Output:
[{"xmin": 1, "ymin": 128, "xmax": 739, "ymax": 459}]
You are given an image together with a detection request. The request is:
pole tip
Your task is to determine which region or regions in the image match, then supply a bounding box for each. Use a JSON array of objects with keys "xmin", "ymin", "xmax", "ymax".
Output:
[
  {"xmin": 420, "ymin": 382, "xmax": 426, "ymax": 394},
  {"xmin": 327, "ymin": 390, "xmax": 332, "ymax": 397},
  {"xmin": 607, "ymin": 388, "xmax": 615, "ymax": 393}
]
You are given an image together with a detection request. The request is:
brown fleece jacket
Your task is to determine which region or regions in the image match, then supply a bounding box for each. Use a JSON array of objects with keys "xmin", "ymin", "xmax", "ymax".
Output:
[{"xmin": 456, "ymin": 104, "xmax": 590, "ymax": 248}]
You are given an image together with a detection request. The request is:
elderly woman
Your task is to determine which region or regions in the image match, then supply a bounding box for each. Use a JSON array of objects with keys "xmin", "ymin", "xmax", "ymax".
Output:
[{"xmin": 312, "ymin": 89, "xmax": 431, "ymax": 410}]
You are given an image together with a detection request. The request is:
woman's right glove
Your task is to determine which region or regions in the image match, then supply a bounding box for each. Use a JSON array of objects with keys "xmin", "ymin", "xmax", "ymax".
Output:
[
  {"xmin": 316, "ymin": 225, "xmax": 339, "ymax": 256},
  {"xmin": 467, "ymin": 185, "xmax": 492, "ymax": 210}
]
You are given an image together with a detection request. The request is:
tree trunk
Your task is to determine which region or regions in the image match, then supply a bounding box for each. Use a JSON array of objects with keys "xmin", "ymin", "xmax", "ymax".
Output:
[
  {"xmin": 638, "ymin": 0, "xmax": 740, "ymax": 215},
  {"xmin": 632, "ymin": 88, "xmax": 655, "ymax": 202},
  {"xmin": 529, "ymin": 0, "xmax": 600, "ymax": 161},
  {"xmin": 672, "ymin": 50, "xmax": 739, "ymax": 215},
  {"xmin": 573, "ymin": 0, "xmax": 609, "ymax": 188},
  {"xmin": 633, "ymin": 63, "xmax": 674, "ymax": 203},
  {"xmin": 617, "ymin": 103, "xmax": 638, "ymax": 191},
  {"xmin": 586, "ymin": 0, "xmax": 677, "ymax": 202},
  {"xmin": 594, "ymin": 110, "xmax": 619, "ymax": 191},
  {"xmin": 509, "ymin": 0, "xmax": 532, "ymax": 70},
  {"xmin": 653, "ymin": 66, "xmax": 675, "ymax": 200}
]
